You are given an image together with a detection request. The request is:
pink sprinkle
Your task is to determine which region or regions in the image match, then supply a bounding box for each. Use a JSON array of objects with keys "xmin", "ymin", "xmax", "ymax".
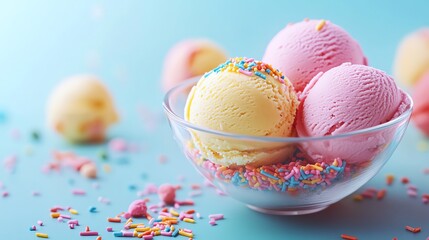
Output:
[
  {"xmin": 68, "ymin": 220, "xmax": 78, "ymax": 225},
  {"xmin": 209, "ymin": 218, "xmax": 217, "ymax": 226},
  {"xmin": 158, "ymin": 155, "xmax": 168, "ymax": 164},
  {"xmin": 175, "ymin": 200, "xmax": 194, "ymax": 206},
  {"xmin": 106, "ymin": 227, "xmax": 113, "ymax": 232},
  {"xmin": 109, "ymin": 138, "xmax": 128, "ymax": 152},
  {"xmin": 191, "ymin": 184, "xmax": 201, "ymax": 190},
  {"xmin": 174, "ymin": 203, "xmax": 180, "ymax": 209},
  {"xmin": 60, "ymin": 214, "xmax": 71, "ymax": 219},
  {"xmin": 30, "ymin": 225, "xmax": 36, "ymax": 231},
  {"xmin": 37, "ymin": 220, "xmax": 43, "ymax": 226},
  {"xmin": 80, "ymin": 231, "xmax": 98, "ymax": 236},
  {"xmin": 182, "ymin": 228, "xmax": 192, "ymax": 233},
  {"xmin": 407, "ymin": 189, "xmax": 418, "ymax": 197},
  {"xmin": 407, "ymin": 184, "xmax": 418, "ymax": 191},
  {"xmin": 57, "ymin": 217, "xmax": 64, "ymax": 222},
  {"xmin": 2, "ymin": 191, "xmax": 9, "ymax": 197},
  {"xmin": 32, "ymin": 191, "xmax": 41, "ymax": 196},
  {"xmin": 238, "ymin": 69, "xmax": 253, "ymax": 76},
  {"xmin": 245, "ymin": 58, "xmax": 255, "ymax": 63},
  {"xmin": 72, "ymin": 189, "xmax": 86, "ymax": 195},
  {"xmin": 3, "ymin": 155, "xmax": 17, "ymax": 173},
  {"xmin": 216, "ymin": 189, "xmax": 227, "ymax": 196},
  {"xmin": 121, "ymin": 231, "xmax": 134, "ymax": 237},
  {"xmin": 424, "ymin": 168, "xmax": 429, "ymax": 174},
  {"xmin": 208, "ymin": 214, "xmax": 224, "ymax": 220},
  {"xmin": 69, "ymin": 224, "xmax": 75, "ymax": 229},
  {"xmin": 98, "ymin": 196, "xmax": 111, "ymax": 204},
  {"xmin": 143, "ymin": 235, "xmax": 153, "ymax": 240},
  {"xmin": 161, "ymin": 231, "xmax": 172, "ymax": 236}
]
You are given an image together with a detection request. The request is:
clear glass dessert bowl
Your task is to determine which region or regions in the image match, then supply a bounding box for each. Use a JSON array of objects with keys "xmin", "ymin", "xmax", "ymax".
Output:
[{"xmin": 163, "ymin": 77, "xmax": 413, "ymax": 215}]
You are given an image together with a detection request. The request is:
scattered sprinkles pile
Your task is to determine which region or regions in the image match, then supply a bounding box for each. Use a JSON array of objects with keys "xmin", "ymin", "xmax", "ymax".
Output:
[
  {"xmin": 187, "ymin": 146, "xmax": 349, "ymax": 193},
  {"xmin": 203, "ymin": 57, "xmax": 286, "ymax": 83}
]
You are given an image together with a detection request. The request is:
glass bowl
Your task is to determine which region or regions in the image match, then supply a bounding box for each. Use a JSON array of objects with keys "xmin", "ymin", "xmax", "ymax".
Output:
[{"xmin": 163, "ymin": 77, "xmax": 413, "ymax": 215}]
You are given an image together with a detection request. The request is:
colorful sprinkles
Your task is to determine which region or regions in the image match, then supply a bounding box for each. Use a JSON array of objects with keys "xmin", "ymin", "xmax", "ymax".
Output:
[
  {"xmin": 187, "ymin": 146, "xmax": 349, "ymax": 192},
  {"xmin": 203, "ymin": 57, "xmax": 286, "ymax": 83}
]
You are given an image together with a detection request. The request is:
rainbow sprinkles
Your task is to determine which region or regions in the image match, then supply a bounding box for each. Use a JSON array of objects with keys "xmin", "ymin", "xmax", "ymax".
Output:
[{"xmin": 203, "ymin": 57, "xmax": 286, "ymax": 83}]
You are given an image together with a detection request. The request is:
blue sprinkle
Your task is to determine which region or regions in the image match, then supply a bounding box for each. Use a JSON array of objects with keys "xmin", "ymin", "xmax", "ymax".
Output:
[
  {"xmin": 330, "ymin": 166, "xmax": 341, "ymax": 172},
  {"xmin": 281, "ymin": 75, "xmax": 285, "ymax": 79},
  {"xmin": 281, "ymin": 182, "xmax": 287, "ymax": 192},
  {"xmin": 172, "ymin": 229, "xmax": 179, "ymax": 237},
  {"xmin": 300, "ymin": 169, "xmax": 308, "ymax": 180},
  {"xmin": 237, "ymin": 64, "xmax": 245, "ymax": 70},
  {"xmin": 165, "ymin": 226, "xmax": 170, "ymax": 232},
  {"xmin": 88, "ymin": 206, "xmax": 97, "ymax": 213},
  {"xmin": 260, "ymin": 170, "xmax": 279, "ymax": 180},
  {"xmin": 113, "ymin": 232, "xmax": 123, "ymax": 237},
  {"xmin": 266, "ymin": 69, "xmax": 271, "ymax": 74},
  {"xmin": 255, "ymin": 71, "xmax": 266, "ymax": 79},
  {"xmin": 203, "ymin": 71, "xmax": 212, "ymax": 78}
]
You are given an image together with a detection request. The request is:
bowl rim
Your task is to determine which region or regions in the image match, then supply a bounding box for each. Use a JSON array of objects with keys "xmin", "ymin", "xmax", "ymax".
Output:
[{"xmin": 163, "ymin": 77, "xmax": 414, "ymax": 143}]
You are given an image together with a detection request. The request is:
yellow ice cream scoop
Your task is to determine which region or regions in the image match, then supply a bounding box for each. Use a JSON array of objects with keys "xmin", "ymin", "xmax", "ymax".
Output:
[
  {"xmin": 46, "ymin": 75, "xmax": 119, "ymax": 143},
  {"xmin": 185, "ymin": 57, "xmax": 299, "ymax": 166},
  {"xmin": 394, "ymin": 28, "xmax": 429, "ymax": 86}
]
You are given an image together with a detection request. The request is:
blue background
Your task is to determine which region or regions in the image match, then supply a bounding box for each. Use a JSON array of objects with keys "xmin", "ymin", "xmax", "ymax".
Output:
[{"xmin": 0, "ymin": 0, "xmax": 428, "ymax": 239}]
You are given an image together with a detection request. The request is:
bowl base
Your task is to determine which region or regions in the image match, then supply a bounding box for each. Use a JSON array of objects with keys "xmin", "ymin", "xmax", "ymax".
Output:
[{"xmin": 247, "ymin": 204, "xmax": 328, "ymax": 215}]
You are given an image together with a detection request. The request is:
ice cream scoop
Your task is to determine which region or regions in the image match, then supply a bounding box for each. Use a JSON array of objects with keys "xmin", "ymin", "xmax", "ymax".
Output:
[
  {"xmin": 394, "ymin": 28, "xmax": 429, "ymax": 86},
  {"xmin": 263, "ymin": 19, "xmax": 367, "ymax": 92},
  {"xmin": 47, "ymin": 75, "xmax": 119, "ymax": 143},
  {"xmin": 296, "ymin": 63, "xmax": 410, "ymax": 163},
  {"xmin": 185, "ymin": 57, "xmax": 299, "ymax": 166},
  {"xmin": 162, "ymin": 39, "xmax": 228, "ymax": 92},
  {"xmin": 412, "ymin": 71, "xmax": 429, "ymax": 136}
]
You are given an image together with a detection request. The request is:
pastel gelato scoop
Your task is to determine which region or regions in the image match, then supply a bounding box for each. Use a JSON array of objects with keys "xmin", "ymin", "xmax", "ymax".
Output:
[
  {"xmin": 296, "ymin": 63, "xmax": 410, "ymax": 163},
  {"xmin": 47, "ymin": 75, "xmax": 119, "ymax": 143},
  {"xmin": 162, "ymin": 39, "xmax": 228, "ymax": 92},
  {"xmin": 263, "ymin": 19, "xmax": 367, "ymax": 92},
  {"xmin": 394, "ymin": 28, "xmax": 429, "ymax": 86},
  {"xmin": 412, "ymin": 72, "xmax": 429, "ymax": 136},
  {"xmin": 185, "ymin": 57, "xmax": 299, "ymax": 166}
]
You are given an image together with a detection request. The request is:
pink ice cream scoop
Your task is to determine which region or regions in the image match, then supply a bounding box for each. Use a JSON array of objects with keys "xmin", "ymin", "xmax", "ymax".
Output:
[
  {"xmin": 263, "ymin": 19, "xmax": 367, "ymax": 92},
  {"xmin": 124, "ymin": 199, "xmax": 147, "ymax": 218},
  {"xmin": 157, "ymin": 184, "xmax": 176, "ymax": 205},
  {"xmin": 296, "ymin": 63, "xmax": 410, "ymax": 163},
  {"xmin": 412, "ymin": 71, "xmax": 429, "ymax": 136}
]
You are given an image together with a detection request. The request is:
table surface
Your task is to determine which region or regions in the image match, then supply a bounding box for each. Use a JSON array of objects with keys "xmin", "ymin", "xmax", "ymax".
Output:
[{"xmin": 1, "ymin": 1, "xmax": 429, "ymax": 239}]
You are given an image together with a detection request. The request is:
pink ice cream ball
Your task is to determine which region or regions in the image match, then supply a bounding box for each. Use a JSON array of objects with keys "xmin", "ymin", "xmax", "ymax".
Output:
[
  {"xmin": 157, "ymin": 184, "xmax": 176, "ymax": 205},
  {"xmin": 124, "ymin": 199, "xmax": 147, "ymax": 218},
  {"xmin": 263, "ymin": 19, "xmax": 367, "ymax": 92},
  {"xmin": 296, "ymin": 63, "xmax": 410, "ymax": 163},
  {"xmin": 412, "ymin": 71, "xmax": 429, "ymax": 136}
]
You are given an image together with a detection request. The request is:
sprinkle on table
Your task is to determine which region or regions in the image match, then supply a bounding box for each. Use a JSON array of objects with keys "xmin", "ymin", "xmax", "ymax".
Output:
[
  {"xmin": 340, "ymin": 233, "xmax": 358, "ymax": 240},
  {"xmin": 405, "ymin": 225, "xmax": 421, "ymax": 233}
]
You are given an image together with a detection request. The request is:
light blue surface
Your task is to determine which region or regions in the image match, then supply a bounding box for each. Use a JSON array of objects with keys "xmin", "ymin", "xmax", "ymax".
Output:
[{"xmin": 0, "ymin": 1, "xmax": 429, "ymax": 239}]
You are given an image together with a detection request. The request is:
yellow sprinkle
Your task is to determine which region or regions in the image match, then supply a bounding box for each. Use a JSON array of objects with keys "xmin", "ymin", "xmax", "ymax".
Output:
[
  {"xmin": 169, "ymin": 208, "xmax": 179, "ymax": 217},
  {"xmin": 353, "ymin": 194, "xmax": 363, "ymax": 201},
  {"xmin": 316, "ymin": 19, "xmax": 326, "ymax": 31},
  {"xmin": 126, "ymin": 218, "xmax": 133, "ymax": 224},
  {"xmin": 417, "ymin": 140, "xmax": 429, "ymax": 152},
  {"xmin": 333, "ymin": 159, "xmax": 339, "ymax": 167},
  {"xmin": 154, "ymin": 230, "xmax": 161, "ymax": 236},
  {"xmin": 161, "ymin": 217, "xmax": 177, "ymax": 221},
  {"xmin": 179, "ymin": 230, "xmax": 194, "ymax": 238},
  {"xmin": 151, "ymin": 227, "xmax": 160, "ymax": 232},
  {"xmin": 170, "ymin": 226, "xmax": 175, "ymax": 232},
  {"xmin": 103, "ymin": 164, "xmax": 111, "ymax": 173},
  {"xmin": 302, "ymin": 179, "xmax": 320, "ymax": 185},
  {"xmin": 135, "ymin": 227, "xmax": 150, "ymax": 232},
  {"xmin": 183, "ymin": 218, "xmax": 195, "ymax": 223},
  {"xmin": 129, "ymin": 223, "xmax": 144, "ymax": 229},
  {"xmin": 310, "ymin": 165, "xmax": 324, "ymax": 171},
  {"xmin": 68, "ymin": 209, "xmax": 78, "ymax": 215},
  {"xmin": 51, "ymin": 212, "xmax": 60, "ymax": 218},
  {"xmin": 36, "ymin": 233, "xmax": 49, "ymax": 238}
]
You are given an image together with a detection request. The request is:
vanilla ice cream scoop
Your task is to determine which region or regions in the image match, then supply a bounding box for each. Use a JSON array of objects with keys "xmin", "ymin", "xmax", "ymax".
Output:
[
  {"xmin": 47, "ymin": 75, "xmax": 119, "ymax": 143},
  {"xmin": 185, "ymin": 57, "xmax": 299, "ymax": 166}
]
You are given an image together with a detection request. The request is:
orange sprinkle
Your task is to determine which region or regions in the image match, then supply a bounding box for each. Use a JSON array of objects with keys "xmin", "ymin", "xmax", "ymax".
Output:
[
  {"xmin": 386, "ymin": 175, "xmax": 395, "ymax": 185},
  {"xmin": 341, "ymin": 234, "xmax": 358, "ymax": 240},
  {"xmin": 107, "ymin": 217, "xmax": 121, "ymax": 223},
  {"xmin": 377, "ymin": 189, "xmax": 386, "ymax": 200},
  {"xmin": 51, "ymin": 212, "xmax": 60, "ymax": 218},
  {"xmin": 316, "ymin": 20, "xmax": 326, "ymax": 31},
  {"xmin": 185, "ymin": 209, "xmax": 195, "ymax": 214},
  {"xmin": 353, "ymin": 195, "xmax": 363, "ymax": 202},
  {"xmin": 401, "ymin": 177, "xmax": 409, "ymax": 184}
]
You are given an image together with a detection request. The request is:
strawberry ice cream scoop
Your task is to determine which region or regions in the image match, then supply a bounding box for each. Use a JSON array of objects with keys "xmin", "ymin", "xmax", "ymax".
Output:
[
  {"xmin": 412, "ymin": 71, "xmax": 429, "ymax": 136},
  {"xmin": 124, "ymin": 199, "xmax": 147, "ymax": 218},
  {"xmin": 157, "ymin": 184, "xmax": 176, "ymax": 205},
  {"xmin": 296, "ymin": 63, "xmax": 410, "ymax": 163},
  {"xmin": 263, "ymin": 19, "xmax": 367, "ymax": 92}
]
